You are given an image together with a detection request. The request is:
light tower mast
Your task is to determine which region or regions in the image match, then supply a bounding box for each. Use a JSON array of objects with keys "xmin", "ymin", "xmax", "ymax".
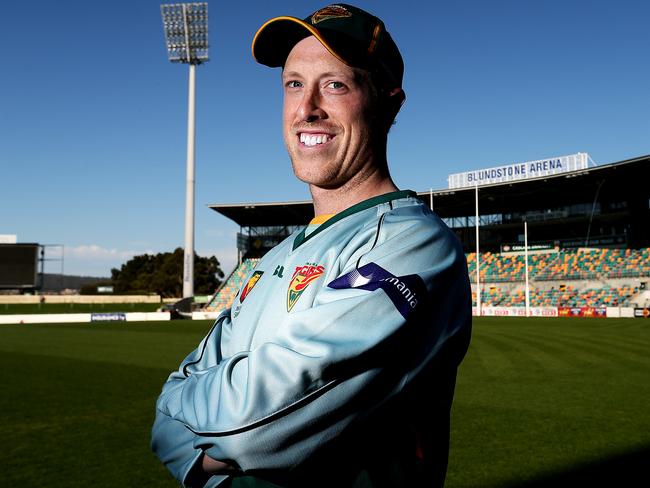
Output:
[{"xmin": 160, "ymin": 3, "xmax": 209, "ymax": 298}]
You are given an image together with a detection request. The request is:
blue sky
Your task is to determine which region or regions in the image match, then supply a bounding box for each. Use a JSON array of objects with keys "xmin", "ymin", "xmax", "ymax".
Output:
[{"xmin": 1, "ymin": 0, "xmax": 648, "ymax": 278}]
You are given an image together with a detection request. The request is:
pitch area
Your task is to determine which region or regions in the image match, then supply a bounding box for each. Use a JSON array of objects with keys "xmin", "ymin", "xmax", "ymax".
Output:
[
  {"xmin": 449, "ymin": 317, "xmax": 650, "ymax": 487},
  {"xmin": 0, "ymin": 317, "xmax": 648, "ymax": 487}
]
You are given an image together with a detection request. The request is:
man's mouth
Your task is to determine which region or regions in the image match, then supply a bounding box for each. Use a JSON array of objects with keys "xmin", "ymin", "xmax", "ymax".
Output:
[{"xmin": 299, "ymin": 132, "xmax": 332, "ymax": 147}]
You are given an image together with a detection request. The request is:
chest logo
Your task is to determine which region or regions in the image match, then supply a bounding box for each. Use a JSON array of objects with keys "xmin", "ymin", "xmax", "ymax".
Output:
[
  {"xmin": 287, "ymin": 264, "xmax": 325, "ymax": 312},
  {"xmin": 240, "ymin": 271, "xmax": 263, "ymax": 303}
]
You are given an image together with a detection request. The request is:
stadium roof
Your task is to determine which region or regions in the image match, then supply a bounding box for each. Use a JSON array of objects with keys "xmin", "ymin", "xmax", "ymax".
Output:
[{"xmin": 208, "ymin": 154, "xmax": 650, "ymax": 227}]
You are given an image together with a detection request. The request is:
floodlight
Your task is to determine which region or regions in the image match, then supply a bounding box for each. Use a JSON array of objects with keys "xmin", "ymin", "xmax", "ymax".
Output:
[
  {"xmin": 160, "ymin": 3, "xmax": 209, "ymax": 298},
  {"xmin": 161, "ymin": 3, "xmax": 209, "ymax": 64}
]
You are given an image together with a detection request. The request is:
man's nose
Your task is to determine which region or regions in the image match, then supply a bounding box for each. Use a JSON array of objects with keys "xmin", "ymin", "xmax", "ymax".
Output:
[{"xmin": 298, "ymin": 87, "xmax": 326, "ymax": 122}]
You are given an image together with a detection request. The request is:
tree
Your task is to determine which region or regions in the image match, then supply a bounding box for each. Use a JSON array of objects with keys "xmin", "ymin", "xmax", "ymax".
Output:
[{"xmin": 111, "ymin": 248, "xmax": 224, "ymax": 297}]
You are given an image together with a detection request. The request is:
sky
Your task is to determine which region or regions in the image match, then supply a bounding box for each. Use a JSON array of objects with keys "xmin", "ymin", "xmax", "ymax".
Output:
[{"xmin": 1, "ymin": 0, "xmax": 648, "ymax": 278}]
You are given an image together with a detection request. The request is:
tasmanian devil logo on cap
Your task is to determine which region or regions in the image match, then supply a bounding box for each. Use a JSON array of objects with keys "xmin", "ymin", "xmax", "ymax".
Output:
[
  {"xmin": 311, "ymin": 5, "xmax": 352, "ymax": 24},
  {"xmin": 287, "ymin": 263, "xmax": 325, "ymax": 311}
]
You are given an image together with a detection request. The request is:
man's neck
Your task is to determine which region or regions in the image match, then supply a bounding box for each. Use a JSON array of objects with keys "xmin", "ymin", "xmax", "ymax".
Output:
[{"xmin": 310, "ymin": 169, "xmax": 398, "ymax": 216}]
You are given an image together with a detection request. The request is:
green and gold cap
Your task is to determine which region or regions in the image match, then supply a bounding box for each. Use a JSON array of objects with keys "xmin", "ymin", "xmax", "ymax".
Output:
[{"xmin": 252, "ymin": 4, "xmax": 404, "ymax": 89}]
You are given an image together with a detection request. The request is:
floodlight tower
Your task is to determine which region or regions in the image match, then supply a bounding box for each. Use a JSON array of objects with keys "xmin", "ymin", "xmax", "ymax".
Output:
[{"xmin": 161, "ymin": 3, "xmax": 209, "ymax": 298}]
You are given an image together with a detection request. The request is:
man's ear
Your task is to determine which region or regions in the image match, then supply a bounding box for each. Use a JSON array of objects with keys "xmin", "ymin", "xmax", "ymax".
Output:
[
  {"xmin": 384, "ymin": 87, "xmax": 406, "ymax": 131},
  {"xmin": 388, "ymin": 87, "xmax": 406, "ymax": 109}
]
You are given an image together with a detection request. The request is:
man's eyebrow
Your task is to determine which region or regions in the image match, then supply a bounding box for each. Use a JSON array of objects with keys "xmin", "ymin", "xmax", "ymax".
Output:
[
  {"xmin": 282, "ymin": 70, "xmax": 303, "ymax": 79},
  {"xmin": 282, "ymin": 70, "xmax": 355, "ymax": 80}
]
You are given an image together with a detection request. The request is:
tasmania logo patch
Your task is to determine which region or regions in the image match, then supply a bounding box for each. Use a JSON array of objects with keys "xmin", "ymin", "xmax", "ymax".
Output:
[
  {"xmin": 287, "ymin": 264, "xmax": 325, "ymax": 311},
  {"xmin": 311, "ymin": 5, "xmax": 351, "ymax": 24},
  {"xmin": 328, "ymin": 263, "xmax": 426, "ymax": 319},
  {"xmin": 240, "ymin": 271, "xmax": 263, "ymax": 303}
]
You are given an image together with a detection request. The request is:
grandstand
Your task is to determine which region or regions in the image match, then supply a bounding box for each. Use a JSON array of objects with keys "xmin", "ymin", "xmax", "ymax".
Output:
[
  {"xmin": 205, "ymin": 155, "xmax": 650, "ymax": 314},
  {"xmin": 205, "ymin": 258, "xmax": 259, "ymax": 312},
  {"xmin": 206, "ymin": 251, "xmax": 648, "ymax": 312},
  {"xmin": 465, "ymin": 247, "xmax": 649, "ymax": 307}
]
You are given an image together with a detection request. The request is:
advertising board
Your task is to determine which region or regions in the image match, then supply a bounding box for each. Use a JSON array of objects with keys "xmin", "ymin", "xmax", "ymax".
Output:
[
  {"xmin": 501, "ymin": 243, "xmax": 557, "ymax": 253},
  {"xmin": 90, "ymin": 313, "xmax": 127, "ymax": 322},
  {"xmin": 473, "ymin": 307, "xmax": 558, "ymax": 317},
  {"xmin": 448, "ymin": 153, "xmax": 589, "ymax": 189},
  {"xmin": 634, "ymin": 308, "xmax": 650, "ymax": 318},
  {"xmin": 0, "ymin": 243, "xmax": 39, "ymax": 289},
  {"xmin": 558, "ymin": 307, "xmax": 607, "ymax": 317}
]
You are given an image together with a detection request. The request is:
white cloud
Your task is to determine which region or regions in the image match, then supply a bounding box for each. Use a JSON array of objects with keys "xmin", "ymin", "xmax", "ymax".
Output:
[
  {"xmin": 61, "ymin": 244, "xmax": 237, "ymax": 278},
  {"xmin": 66, "ymin": 245, "xmax": 147, "ymax": 261},
  {"xmin": 59, "ymin": 245, "xmax": 158, "ymax": 276}
]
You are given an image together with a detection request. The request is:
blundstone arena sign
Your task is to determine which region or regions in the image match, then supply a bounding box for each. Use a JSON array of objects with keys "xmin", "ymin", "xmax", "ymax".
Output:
[{"xmin": 447, "ymin": 153, "xmax": 590, "ymax": 189}]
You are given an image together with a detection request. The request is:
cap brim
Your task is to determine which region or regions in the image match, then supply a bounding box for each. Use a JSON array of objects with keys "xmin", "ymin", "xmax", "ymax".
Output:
[{"xmin": 252, "ymin": 16, "xmax": 347, "ymax": 68}]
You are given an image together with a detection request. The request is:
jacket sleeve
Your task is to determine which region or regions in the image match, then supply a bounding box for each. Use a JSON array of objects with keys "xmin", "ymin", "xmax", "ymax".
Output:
[
  {"xmin": 151, "ymin": 313, "xmax": 232, "ymax": 488},
  {"xmin": 155, "ymin": 215, "xmax": 471, "ymax": 473}
]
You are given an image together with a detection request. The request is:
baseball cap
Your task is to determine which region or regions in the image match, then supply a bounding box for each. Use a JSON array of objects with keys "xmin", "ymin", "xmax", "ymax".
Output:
[{"xmin": 252, "ymin": 4, "xmax": 404, "ymax": 90}]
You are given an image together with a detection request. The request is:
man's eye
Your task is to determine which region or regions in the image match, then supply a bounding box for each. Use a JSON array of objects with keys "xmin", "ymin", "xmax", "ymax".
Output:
[
  {"xmin": 286, "ymin": 80, "xmax": 302, "ymax": 88},
  {"xmin": 328, "ymin": 81, "xmax": 344, "ymax": 89}
]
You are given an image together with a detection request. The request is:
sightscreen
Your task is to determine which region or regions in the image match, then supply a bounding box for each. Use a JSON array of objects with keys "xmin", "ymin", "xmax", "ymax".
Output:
[{"xmin": 0, "ymin": 244, "xmax": 39, "ymax": 288}]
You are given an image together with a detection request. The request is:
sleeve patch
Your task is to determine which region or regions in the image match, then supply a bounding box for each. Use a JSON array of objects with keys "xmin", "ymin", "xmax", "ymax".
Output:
[{"xmin": 327, "ymin": 263, "xmax": 427, "ymax": 319}]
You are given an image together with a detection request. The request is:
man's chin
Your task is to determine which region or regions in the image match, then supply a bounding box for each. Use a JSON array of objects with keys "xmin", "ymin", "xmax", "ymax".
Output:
[
  {"xmin": 291, "ymin": 167, "xmax": 339, "ymax": 188},
  {"xmin": 290, "ymin": 156, "xmax": 333, "ymax": 178}
]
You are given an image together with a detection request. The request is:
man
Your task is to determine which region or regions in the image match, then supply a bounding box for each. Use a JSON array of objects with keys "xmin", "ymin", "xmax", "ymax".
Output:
[{"xmin": 152, "ymin": 4, "xmax": 471, "ymax": 488}]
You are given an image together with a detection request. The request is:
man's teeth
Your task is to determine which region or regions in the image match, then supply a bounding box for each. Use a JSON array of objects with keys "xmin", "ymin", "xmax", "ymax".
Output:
[{"xmin": 300, "ymin": 133, "xmax": 331, "ymax": 147}]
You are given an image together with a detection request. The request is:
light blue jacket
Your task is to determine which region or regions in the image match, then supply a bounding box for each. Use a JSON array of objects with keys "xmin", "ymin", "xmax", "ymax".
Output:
[{"xmin": 152, "ymin": 191, "xmax": 472, "ymax": 487}]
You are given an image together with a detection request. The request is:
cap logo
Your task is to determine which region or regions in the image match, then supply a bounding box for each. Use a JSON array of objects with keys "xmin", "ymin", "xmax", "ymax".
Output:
[{"xmin": 311, "ymin": 5, "xmax": 352, "ymax": 24}]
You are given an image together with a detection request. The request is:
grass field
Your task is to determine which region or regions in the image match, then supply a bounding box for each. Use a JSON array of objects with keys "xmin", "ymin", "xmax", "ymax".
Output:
[
  {"xmin": 0, "ymin": 317, "xmax": 648, "ymax": 487},
  {"xmin": 0, "ymin": 302, "xmax": 163, "ymax": 314}
]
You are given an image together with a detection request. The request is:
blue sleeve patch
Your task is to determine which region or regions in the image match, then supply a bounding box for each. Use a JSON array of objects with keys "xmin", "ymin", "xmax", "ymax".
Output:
[{"xmin": 327, "ymin": 263, "xmax": 427, "ymax": 319}]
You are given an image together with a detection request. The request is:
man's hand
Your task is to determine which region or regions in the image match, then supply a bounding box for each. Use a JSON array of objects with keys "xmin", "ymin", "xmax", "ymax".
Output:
[{"xmin": 202, "ymin": 454, "xmax": 237, "ymax": 474}]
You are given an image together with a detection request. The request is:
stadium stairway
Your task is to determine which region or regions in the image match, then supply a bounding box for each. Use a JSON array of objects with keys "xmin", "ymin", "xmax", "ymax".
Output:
[{"xmin": 204, "ymin": 258, "xmax": 260, "ymax": 313}]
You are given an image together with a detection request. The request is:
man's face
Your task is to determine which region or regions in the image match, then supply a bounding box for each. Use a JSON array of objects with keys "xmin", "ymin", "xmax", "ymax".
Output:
[{"xmin": 282, "ymin": 36, "xmax": 380, "ymax": 190}]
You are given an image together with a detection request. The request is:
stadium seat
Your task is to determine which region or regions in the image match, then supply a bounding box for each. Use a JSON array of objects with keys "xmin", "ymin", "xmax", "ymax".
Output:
[
  {"xmin": 204, "ymin": 258, "xmax": 261, "ymax": 312},
  {"xmin": 469, "ymin": 247, "xmax": 649, "ymax": 307}
]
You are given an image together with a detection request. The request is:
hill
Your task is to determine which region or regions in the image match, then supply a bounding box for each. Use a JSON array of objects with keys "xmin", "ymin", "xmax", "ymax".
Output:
[{"xmin": 41, "ymin": 273, "xmax": 109, "ymax": 292}]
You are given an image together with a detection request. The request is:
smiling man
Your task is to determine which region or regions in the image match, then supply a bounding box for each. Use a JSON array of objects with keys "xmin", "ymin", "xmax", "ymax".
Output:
[
  {"xmin": 152, "ymin": 4, "xmax": 471, "ymax": 488},
  {"xmin": 280, "ymin": 34, "xmax": 401, "ymax": 213}
]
